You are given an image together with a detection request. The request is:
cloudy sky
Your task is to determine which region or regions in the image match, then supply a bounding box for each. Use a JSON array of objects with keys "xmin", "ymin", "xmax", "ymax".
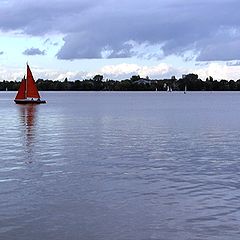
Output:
[{"xmin": 1, "ymin": 0, "xmax": 240, "ymax": 81}]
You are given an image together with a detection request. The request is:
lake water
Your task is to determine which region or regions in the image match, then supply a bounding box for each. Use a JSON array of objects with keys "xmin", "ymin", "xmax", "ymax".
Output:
[{"xmin": 0, "ymin": 91, "xmax": 240, "ymax": 240}]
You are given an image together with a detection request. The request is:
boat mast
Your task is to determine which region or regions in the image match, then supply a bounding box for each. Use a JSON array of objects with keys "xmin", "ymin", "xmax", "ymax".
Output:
[
  {"xmin": 25, "ymin": 75, "xmax": 27, "ymax": 99},
  {"xmin": 25, "ymin": 62, "xmax": 28, "ymax": 99}
]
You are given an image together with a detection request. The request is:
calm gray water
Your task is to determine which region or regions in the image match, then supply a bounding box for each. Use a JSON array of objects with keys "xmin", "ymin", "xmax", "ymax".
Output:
[{"xmin": 0, "ymin": 91, "xmax": 240, "ymax": 240}]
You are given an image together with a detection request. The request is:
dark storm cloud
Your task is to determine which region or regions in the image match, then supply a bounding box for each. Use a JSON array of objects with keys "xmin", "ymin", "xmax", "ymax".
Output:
[
  {"xmin": 1, "ymin": 0, "xmax": 240, "ymax": 61},
  {"xmin": 23, "ymin": 48, "xmax": 45, "ymax": 56}
]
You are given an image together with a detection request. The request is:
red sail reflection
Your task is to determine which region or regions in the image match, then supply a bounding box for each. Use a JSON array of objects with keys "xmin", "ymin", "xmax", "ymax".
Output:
[{"xmin": 18, "ymin": 104, "xmax": 38, "ymax": 163}]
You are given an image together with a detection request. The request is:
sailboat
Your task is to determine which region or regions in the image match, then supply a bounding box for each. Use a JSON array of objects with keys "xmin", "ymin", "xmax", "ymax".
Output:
[
  {"xmin": 167, "ymin": 85, "xmax": 172, "ymax": 92},
  {"xmin": 14, "ymin": 64, "xmax": 46, "ymax": 104},
  {"xmin": 184, "ymin": 85, "xmax": 187, "ymax": 94}
]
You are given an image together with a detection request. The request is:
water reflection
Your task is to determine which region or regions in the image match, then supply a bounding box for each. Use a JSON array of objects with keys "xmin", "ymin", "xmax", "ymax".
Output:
[{"xmin": 18, "ymin": 104, "xmax": 38, "ymax": 163}]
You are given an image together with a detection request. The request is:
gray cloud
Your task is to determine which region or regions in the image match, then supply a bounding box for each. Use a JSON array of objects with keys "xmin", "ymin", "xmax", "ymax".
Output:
[
  {"xmin": 0, "ymin": 51, "xmax": 4, "ymax": 55},
  {"xmin": 23, "ymin": 48, "xmax": 46, "ymax": 56},
  {"xmin": 44, "ymin": 38, "xmax": 59, "ymax": 46},
  {"xmin": 197, "ymin": 41, "xmax": 240, "ymax": 61},
  {"xmin": 1, "ymin": 0, "xmax": 240, "ymax": 61},
  {"xmin": 195, "ymin": 62, "xmax": 209, "ymax": 67}
]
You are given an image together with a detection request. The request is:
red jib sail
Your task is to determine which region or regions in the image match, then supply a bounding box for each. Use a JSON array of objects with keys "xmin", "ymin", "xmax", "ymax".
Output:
[
  {"xmin": 26, "ymin": 64, "xmax": 40, "ymax": 99},
  {"xmin": 15, "ymin": 77, "xmax": 26, "ymax": 100}
]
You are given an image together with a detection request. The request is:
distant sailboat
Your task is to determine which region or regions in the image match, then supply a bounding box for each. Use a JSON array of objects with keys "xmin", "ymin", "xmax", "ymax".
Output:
[
  {"xmin": 184, "ymin": 85, "xmax": 187, "ymax": 94},
  {"xmin": 14, "ymin": 64, "xmax": 46, "ymax": 104},
  {"xmin": 167, "ymin": 86, "xmax": 172, "ymax": 92}
]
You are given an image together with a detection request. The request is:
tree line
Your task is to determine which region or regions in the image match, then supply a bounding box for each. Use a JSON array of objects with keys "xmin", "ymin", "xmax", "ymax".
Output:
[{"xmin": 2, "ymin": 73, "xmax": 240, "ymax": 91}]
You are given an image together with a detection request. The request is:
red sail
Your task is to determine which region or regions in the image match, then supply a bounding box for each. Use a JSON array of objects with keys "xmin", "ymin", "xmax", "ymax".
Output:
[
  {"xmin": 15, "ymin": 77, "xmax": 26, "ymax": 100},
  {"xmin": 26, "ymin": 64, "xmax": 40, "ymax": 99}
]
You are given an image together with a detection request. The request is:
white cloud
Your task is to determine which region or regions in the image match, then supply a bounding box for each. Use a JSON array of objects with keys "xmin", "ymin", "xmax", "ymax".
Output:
[
  {"xmin": 193, "ymin": 63, "xmax": 240, "ymax": 80},
  {"xmin": 99, "ymin": 63, "xmax": 178, "ymax": 79},
  {"xmin": 1, "ymin": 62, "xmax": 240, "ymax": 82},
  {"xmin": 100, "ymin": 63, "xmax": 140, "ymax": 77}
]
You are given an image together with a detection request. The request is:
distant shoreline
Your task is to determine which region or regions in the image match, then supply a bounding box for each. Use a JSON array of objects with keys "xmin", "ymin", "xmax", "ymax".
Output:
[{"xmin": 2, "ymin": 73, "xmax": 240, "ymax": 91}]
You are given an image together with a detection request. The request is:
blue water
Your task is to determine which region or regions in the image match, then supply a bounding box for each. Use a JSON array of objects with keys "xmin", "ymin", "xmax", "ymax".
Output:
[{"xmin": 1, "ymin": 91, "xmax": 240, "ymax": 240}]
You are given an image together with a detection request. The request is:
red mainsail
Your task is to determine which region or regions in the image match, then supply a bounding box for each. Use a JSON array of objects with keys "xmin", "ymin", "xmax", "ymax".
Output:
[
  {"xmin": 15, "ymin": 64, "xmax": 41, "ymax": 100},
  {"xmin": 15, "ymin": 77, "xmax": 26, "ymax": 100},
  {"xmin": 26, "ymin": 64, "xmax": 40, "ymax": 99}
]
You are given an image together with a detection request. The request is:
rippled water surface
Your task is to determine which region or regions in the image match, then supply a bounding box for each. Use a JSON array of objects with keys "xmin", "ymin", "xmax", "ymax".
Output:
[{"xmin": 1, "ymin": 91, "xmax": 240, "ymax": 240}]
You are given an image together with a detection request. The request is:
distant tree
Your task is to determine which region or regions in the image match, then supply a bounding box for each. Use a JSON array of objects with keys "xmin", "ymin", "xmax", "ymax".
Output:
[
  {"xmin": 184, "ymin": 73, "xmax": 198, "ymax": 81},
  {"xmin": 229, "ymin": 80, "xmax": 237, "ymax": 90},
  {"xmin": 130, "ymin": 75, "xmax": 141, "ymax": 81},
  {"xmin": 93, "ymin": 75, "xmax": 103, "ymax": 82}
]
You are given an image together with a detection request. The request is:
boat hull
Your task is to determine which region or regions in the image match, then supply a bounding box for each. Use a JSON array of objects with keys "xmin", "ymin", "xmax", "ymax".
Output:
[{"xmin": 14, "ymin": 99, "xmax": 46, "ymax": 104}]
